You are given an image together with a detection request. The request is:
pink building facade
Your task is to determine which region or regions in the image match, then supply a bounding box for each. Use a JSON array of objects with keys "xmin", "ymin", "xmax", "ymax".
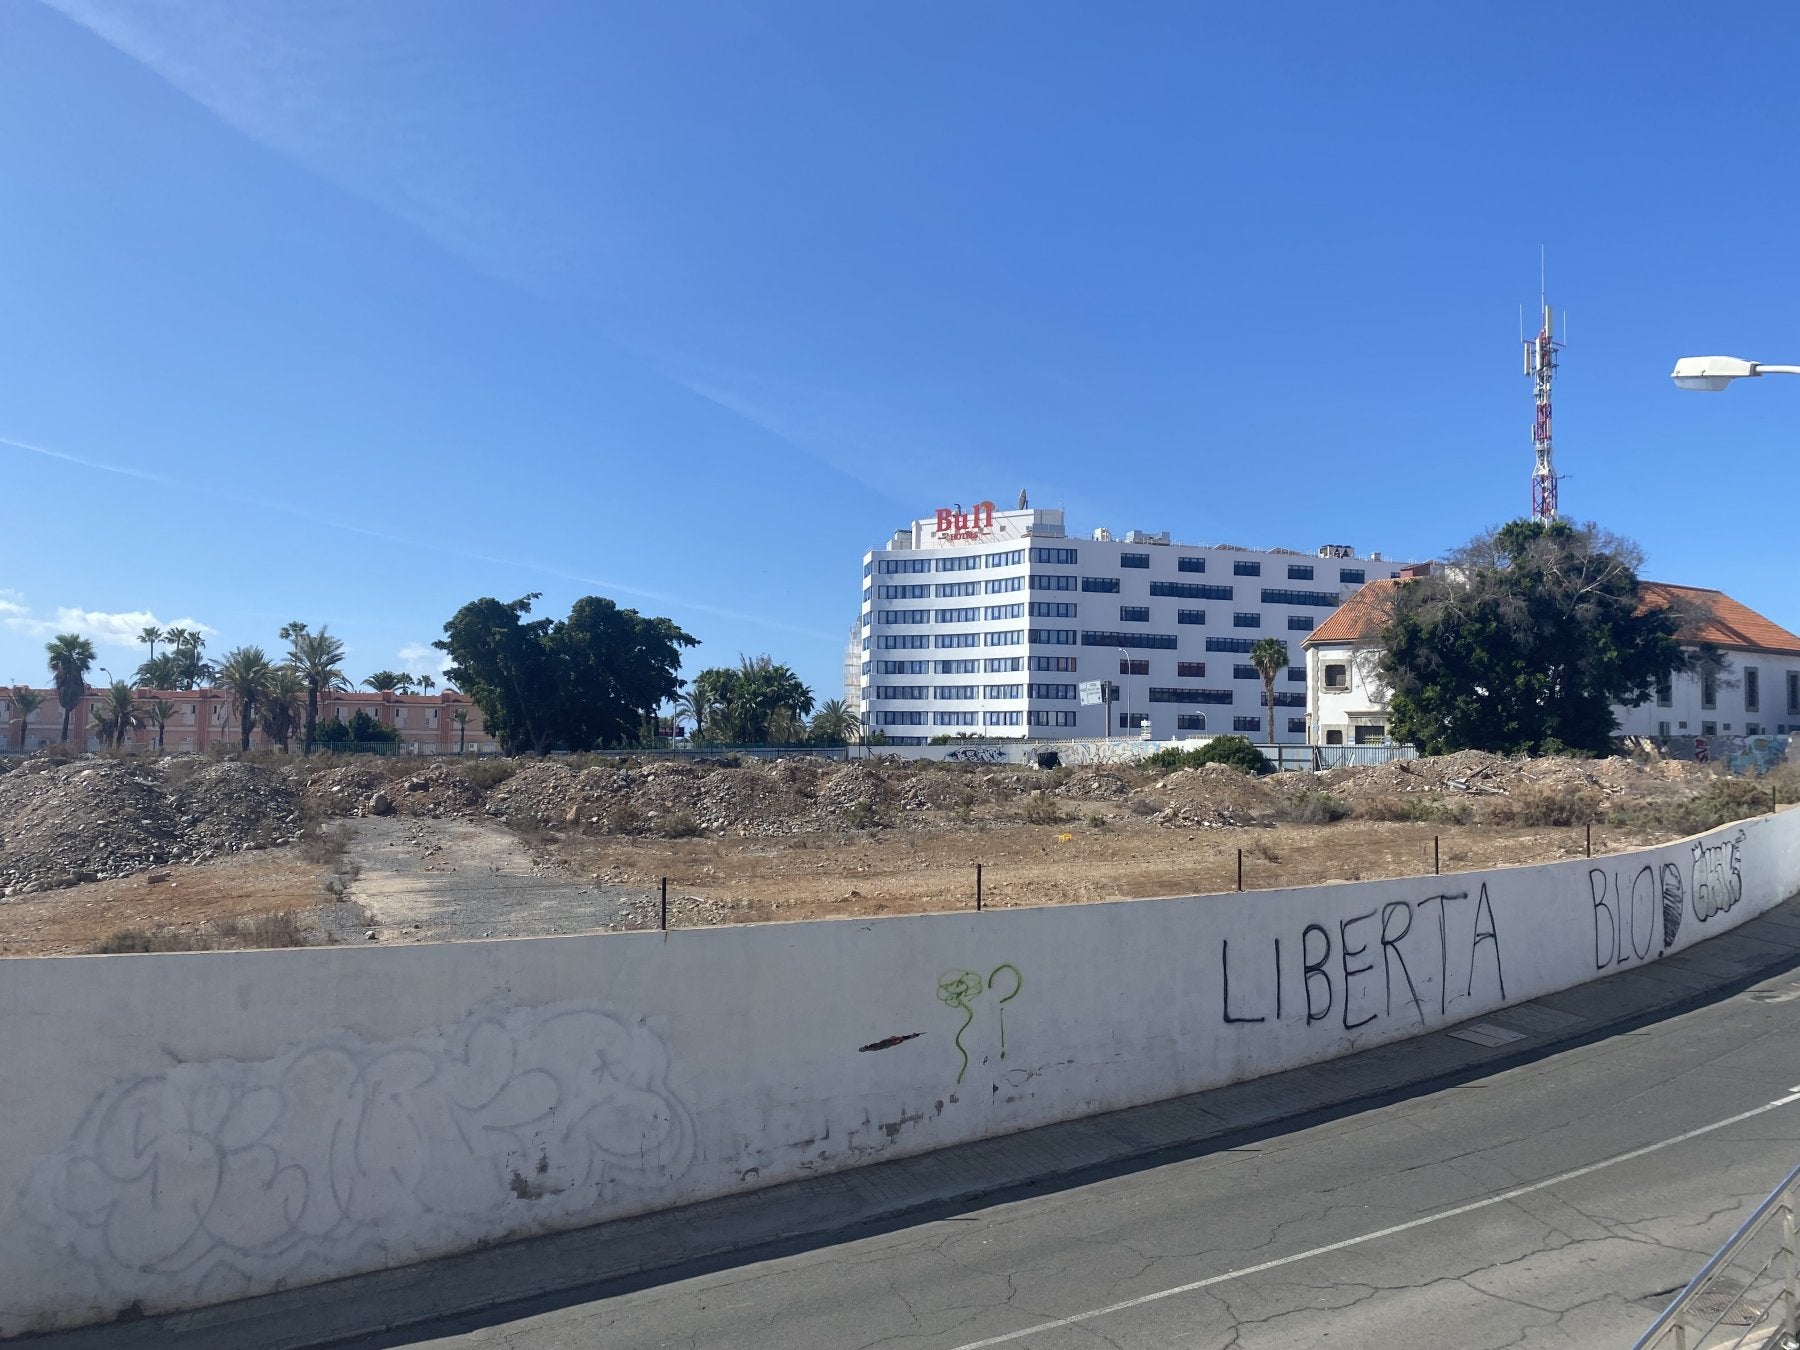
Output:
[{"xmin": 0, "ymin": 687, "xmax": 494, "ymax": 755}]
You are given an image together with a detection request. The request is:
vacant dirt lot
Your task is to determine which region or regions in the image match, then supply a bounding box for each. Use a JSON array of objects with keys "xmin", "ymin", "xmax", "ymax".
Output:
[{"xmin": 0, "ymin": 744, "xmax": 1785, "ymax": 953}]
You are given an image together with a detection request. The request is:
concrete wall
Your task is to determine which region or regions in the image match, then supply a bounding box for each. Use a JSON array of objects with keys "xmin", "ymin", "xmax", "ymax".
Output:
[{"xmin": 4, "ymin": 810, "xmax": 1799, "ymax": 1335}]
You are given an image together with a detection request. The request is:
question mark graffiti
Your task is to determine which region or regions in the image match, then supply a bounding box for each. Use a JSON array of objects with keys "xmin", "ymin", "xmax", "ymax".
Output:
[
  {"xmin": 937, "ymin": 970, "xmax": 985, "ymax": 1084},
  {"xmin": 988, "ymin": 964, "xmax": 1023, "ymax": 1059}
]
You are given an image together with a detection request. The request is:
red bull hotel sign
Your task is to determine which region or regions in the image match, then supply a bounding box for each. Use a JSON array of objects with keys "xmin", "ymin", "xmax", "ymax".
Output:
[{"xmin": 932, "ymin": 500, "xmax": 998, "ymax": 542}]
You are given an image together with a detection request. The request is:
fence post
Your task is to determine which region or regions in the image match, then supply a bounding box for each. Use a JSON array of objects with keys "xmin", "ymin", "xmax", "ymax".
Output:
[
  {"xmin": 1237, "ymin": 848, "xmax": 1243, "ymax": 892},
  {"xmin": 976, "ymin": 863, "xmax": 983, "ymax": 912},
  {"xmin": 1783, "ymin": 1197, "xmax": 1798, "ymax": 1340},
  {"xmin": 660, "ymin": 877, "xmax": 668, "ymax": 932},
  {"xmin": 1434, "ymin": 835, "xmax": 1440, "ymax": 876},
  {"xmin": 1586, "ymin": 823, "xmax": 1592, "ymax": 858}
]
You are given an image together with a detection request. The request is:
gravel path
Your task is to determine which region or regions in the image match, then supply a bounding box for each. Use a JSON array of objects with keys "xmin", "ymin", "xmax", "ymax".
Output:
[{"xmin": 320, "ymin": 817, "xmax": 655, "ymax": 944}]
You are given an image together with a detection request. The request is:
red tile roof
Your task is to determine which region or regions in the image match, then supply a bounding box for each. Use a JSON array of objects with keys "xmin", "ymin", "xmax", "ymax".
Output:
[{"xmin": 1302, "ymin": 576, "xmax": 1800, "ymax": 655}]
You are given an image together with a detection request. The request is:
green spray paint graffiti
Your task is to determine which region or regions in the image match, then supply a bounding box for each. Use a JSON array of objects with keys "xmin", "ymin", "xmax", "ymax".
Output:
[{"xmin": 936, "ymin": 964, "xmax": 1025, "ymax": 1084}]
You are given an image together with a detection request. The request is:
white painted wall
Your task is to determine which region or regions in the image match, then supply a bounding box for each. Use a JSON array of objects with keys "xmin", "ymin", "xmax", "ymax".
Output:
[{"xmin": 3, "ymin": 811, "xmax": 1799, "ymax": 1335}]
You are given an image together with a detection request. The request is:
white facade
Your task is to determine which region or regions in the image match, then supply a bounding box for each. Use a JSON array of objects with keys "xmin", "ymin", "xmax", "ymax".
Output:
[{"xmin": 857, "ymin": 501, "xmax": 1412, "ymax": 744}]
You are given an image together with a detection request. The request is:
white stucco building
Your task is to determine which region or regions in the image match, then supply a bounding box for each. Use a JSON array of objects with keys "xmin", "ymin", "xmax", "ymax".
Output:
[
  {"xmin": 1302, "ymin": 574, "xmax": 1800, "ymax": 746},
  {"xmin": 857, "ymin": 500, "xmax": 1414, "ymax": 744}
]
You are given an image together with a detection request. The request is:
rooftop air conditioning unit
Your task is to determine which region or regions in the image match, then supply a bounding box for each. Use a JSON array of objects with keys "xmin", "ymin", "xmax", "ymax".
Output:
[{"xmin": 1124, "ymin": 530, "xmax": 1171, "ymax": 545}]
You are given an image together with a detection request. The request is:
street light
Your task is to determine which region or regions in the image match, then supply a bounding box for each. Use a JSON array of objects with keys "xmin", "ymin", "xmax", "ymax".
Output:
[{"xmin": 1671, "ymin": 355, "xmax": 1800, "ymax": 392}]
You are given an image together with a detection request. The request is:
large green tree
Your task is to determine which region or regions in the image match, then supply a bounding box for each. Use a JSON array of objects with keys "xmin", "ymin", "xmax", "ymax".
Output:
[
  {"xmin": 9, "ymin": 685, "xmax": 43, "ymax": 751},
  {"xmin": 691, "ymin": 655, "xmax": 815, "ymax": 744},
  {"xmin": 45, "ymin": 633, "xmax": 97, "ymax": 742},
  {"xmin": 1375, "ymin": 519, "xmax": 1689, "ymax": 756},
  {"xmin": 434, "ymin": 594, "xmax": 696, "ymax": 754},
  {"xmin": 1249, "ymin": 637, "xmax": 1289, "ymax": 747}
]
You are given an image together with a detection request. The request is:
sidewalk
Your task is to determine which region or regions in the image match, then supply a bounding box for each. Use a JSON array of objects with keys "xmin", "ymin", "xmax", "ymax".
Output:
[{"xmin": 24, "ymin": 894, "xmax": 1800, "ymax": 1350}]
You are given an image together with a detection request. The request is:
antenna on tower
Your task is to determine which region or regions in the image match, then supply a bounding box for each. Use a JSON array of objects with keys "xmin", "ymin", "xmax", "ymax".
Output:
[{"xmin": 1522, "ymin": 248, "xmax": 1564, "ymax": 521}]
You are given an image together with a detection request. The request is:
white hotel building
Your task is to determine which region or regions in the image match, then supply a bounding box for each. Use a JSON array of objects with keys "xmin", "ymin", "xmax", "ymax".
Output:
[{"xmin": 856, "ymin": 502, "xmax": 1412, "ymax": 745}]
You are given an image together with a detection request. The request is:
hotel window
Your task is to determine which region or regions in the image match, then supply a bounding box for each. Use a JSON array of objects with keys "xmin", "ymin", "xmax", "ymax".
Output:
[
  {"xmin": 879, "ymin": 609, "xmax": 930, "ymax": 624},
  {"xmin": 1233, "ymin": 716, "xmax": 1262, "ymax": 733},
  {"xmin": 1339, "ymin": 567, "xmax": 1365, "ymax": 584},
  {"xmin": 984, "ymin": 684, "xmax": 1023, "ymax": 699},
  {"xmin": 986, "ymin": 548, "xmax": 1025, "ymax": 567},
  {"xmin": 934, "ymin": 712, "xmax": 978, "ymax": 726},
  {"xmin": 881, "ymin": 660, "xmax": 930, "ymax": 674},
  {"xmin": 1029, "ymin": 601, "xmax": 1077, "ymax": 618},
  {"xmin": 1232, "ymin": 612, "xmax": 1262, "ymax": 628},
  {"xmin": 986, "ymin": 629, "xmax": 1025, "ymax": 646},
  {"xmin": 1233, "ymin": 560, "xmax": 1261, "ymax": 576},
  {"xmin": 1177, "ymin": 661, "xmax": 1206, "ymax": 678},
  {"xmin": 1151, "ymin": 581, "xmax": 1231, "ymax": 600},
  {"xmin": 1032, "ymin": 574, "xmax": 1077, "ymax": 591},
  {"xmin": 1288, "ymin": 615, "xmax": 1314, "ymax": 631},
  {"xmin": 987, "ymin": 603, "xmax": 1026, "ymax": 620},
  {"xmin": 985, "ymin": 576, "xmax": 1024, "ymax": 594},
  {"xmin": 1028, "ymin": 710, "xmax": 1080, "ymax": 727},
  {"xmin": 1657, "ymin": 721, "xmax": 1671, "ymax": 738},
  {"xmin": 1030, "ymin": 655, "xmax": 1079, "ymax": 671},
  {"xmin": 1262, "ymin": 691, "xmax": 1306, "ymax": 707},
  {"xmin": 1287, "ymin": 667, "xmax": 1306, "ymax": 683},
  {"xmin": 1701, "ymin": 720, "xmax": 1717, "ymax": 736},
  {"xmin": 936, "ymin": 555, "xmax": 981, "ymax": 572},
  {"xmin": 1746, "ymin": 666, "xmax": 1760, "ymax": 712},
  {"xmin": 1085, "ymin": 631, "xmax": 1177, "ymax": 650},
  {"xmin": 1119, "ymin": 605, "xmax": 1150, "ymax": 623},
  {"xmin": 1029, "ymin": 628, "xmax": 1077, "ymax": 644},
  {"xmin": 933, "ymin": 634, "xmax": 979, "ymax": 648},
  {"xmin": 1354, "ymin": 724, "xmax": 1385, "ymax": 744},
  {"xmin": 1176, "ymin": 714, "xmax": 1206, "ymax": 731},
  {"xmin": 1261, "ymin": 588, "xmax": 1339, "ymax": 608},
  {"xmin": 935, "ymin": 607, "xmax": 979, "ymax": 623},
  {"xmin": 1150, "ymin": 687, "xmax": 1230, "ymax": 704},
  {"xmin": 875, "ymin": 686, "xmax": 927, "ymax": 700},
  {"xmin": 1177, "ymin": 556, "xmax": 1207, "ymax": 573},
  {"xmin": 882, "ymin": 584, "xmax": 929, "ymax": 599},
  {"xmin": 1287, "ymin": 717, "xmax": 1307, "ymax": 734},
  {"xmin": 1656, "ymin": 673, "xmax": 1672, "ymax": 707},
  {"xmin": 1287, "ymin": 563, "xmax": 1314, "ymax": 580},
  {"xmin": 1120, "ymin": 553, "xmax": 1150, "ymax": 569},
  {"xmin": 1081, "ymin": 576, "xmax": 1120, "ymax": 593},
  {"xmin": 1028, "ymin": 683, "xmax": 1077, "ymax": 699},
  {"xmin": 935, "ymin": 581, "xmax": 979, "ymax": 597},
  {"xmin": 1206, "ymin": 636, "xmax": 1259, "ymax": 653},
  {"xmin": 875, "ymin": 711, "xmax": 926, "ymax": 725},
  {"xmin": 1177, "ymin": 610, "xmax": 1205, "ymax": 625},
  {"xmin": 1032, "ymin": 547, "xmax": 1078, "ymax": 565},
  {"xmin": 1119, "ymin": 712, "xmax": 1150, "ymax": 729},
  {"xmin": 935, "ymin": 659, "xmax": 978, "ymax": 674},
  {"xmin": 1702, "ymin": 669, "xmax": 1717, "ymax": 710},
  {"xmin": 879, "ymin": 558, "xmax": 930, "ymax": 574},
  {"xmin": 984, "ymin": 657, "xmax": 1023, "ymax": 672},
  {"xmin": 984, "ymin": 711, "xmax": 1022, "ymax": 726},
  {"xmin": 934, "ymin": 685, "xmax": 977, "ymax": 700},
  {"xmin": 1233, "ymin": 665, "xmax": 1260, "ymax": 680},
  {"xmin": 1119, "ymin": 658, "xmax": 1149, "ymax": 676}
]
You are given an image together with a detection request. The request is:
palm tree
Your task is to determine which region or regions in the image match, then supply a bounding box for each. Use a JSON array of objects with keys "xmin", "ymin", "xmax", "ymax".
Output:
[
  {"xmin": 1249, "ymin": 637, "xmax": 1290, "ymax": 749},
  {"xmin": 287, "ymin": 626, "xmax": 348, "ymax": 755},
  {"xmin": 452, "ymin": 706, "xmax": 469, "ymax": 753},
  {"xmin": 88, "ymin": 681, "xmax": 141, "ymax": 750},
  {"xmin": 416, "ymin": 673, "xmax": 436, "ymax": 695},
  {"xmin": 147, "ymin": 697, "xmax": 178, "ymax": 751},
  {"xmin": 676, "ymin": 685, "xmax": 711, "ymax": 741},
  {"xmin": 137, "ymin": 625, "xmax": 163, "ymax": 664},
  {"xmin": 162, "ymin": 628, "xmax": 213, "ymax": 689},
  {"xmin": 215, "ymin": 646, "xmax": 274, "ymax": 752},
  {"xmin": 362, "ymin": 670, "xmax": 409, "ymax": 693},
  {"xmin": 9, "ymin": 685, "xmax": 43, "ymax": 752},
  {"xmin": 259, "ymin": 666, "xmax": 306, "ymax": 753},
  {"xmin": 808, "ymin": 698, "xmax": 859, "ymax": 746},
  {"xmin": 45, "ymin": 633, "xmax": 97, "ymax": 742}
]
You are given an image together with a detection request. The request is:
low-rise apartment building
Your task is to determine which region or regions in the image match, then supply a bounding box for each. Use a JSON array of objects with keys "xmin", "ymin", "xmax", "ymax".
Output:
[
  {"xmin": 1302, "ymin": 574, "xmax": 1800, "ymax": 745},
  {"xmin": 0, "ymin": 686, "xmax": 493, "ymax": 755}
]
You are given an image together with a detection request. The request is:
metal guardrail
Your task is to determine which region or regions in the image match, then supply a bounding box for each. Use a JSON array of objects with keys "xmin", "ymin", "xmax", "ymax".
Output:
[{"xmin": 1634, "ymin": 1161, "xmax": 1800, "ymax": 1350}]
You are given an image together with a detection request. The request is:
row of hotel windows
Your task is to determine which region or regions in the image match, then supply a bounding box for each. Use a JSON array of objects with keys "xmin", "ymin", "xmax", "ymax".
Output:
[
  {"xmin": 873, "ymin": 683, "xmax": 1087, "ymax": 701},
  {"xmin": 875, "ymin": 549, "xmax": 1367, "ymax": 583},
  {"xmin": 875, "ymin": 711, "xmax": 1032, "ymax": 727},
  {"xmin": 1117, "ymin": 713, "xmax": 1308, "ymax": 733},
  {"xmin": 872, "ymin": 656, "xmax": 1082, "ymax": 673},
  {"xmin": 876, "ymin": 578, "xmax": 1029, "ymax": 598},
  {"xmin": 879, "ymin": 630, "xmax": 1322, "ymax": 651}
]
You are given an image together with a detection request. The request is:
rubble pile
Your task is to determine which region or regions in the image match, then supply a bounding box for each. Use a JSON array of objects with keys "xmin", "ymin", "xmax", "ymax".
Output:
[
  {"xmin": 0, "ymin": 757, "xmax": 302, "ymax": 896},
  {"xmin": 1149, "ymin": 764, "xmax": 1282, "ymax": 829}
]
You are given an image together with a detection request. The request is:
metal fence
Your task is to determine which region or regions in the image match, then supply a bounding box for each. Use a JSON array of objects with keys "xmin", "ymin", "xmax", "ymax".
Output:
[{"xmin": 1633, "ymin": 1161, "xmax": 1800, "ymax": 1350}]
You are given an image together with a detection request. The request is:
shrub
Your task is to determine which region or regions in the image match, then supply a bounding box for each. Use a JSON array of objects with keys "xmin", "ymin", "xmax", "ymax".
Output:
[
  {"xmin": 1490, "ymin": 784, "xmax": 1605, "ymax": 827},
  {"xmin": 606, "ymin": 801, "xmax": 644, "ymax": 834},
  {"xmin": 1087, "ymin": 812, "xmax": 1108, "ymax": 829},
  {"xmin": 296, "ymin": 823, "xmax": 351, "ymax": 867},
  {"xmin": 658, "ymin": 811, "xmax": 702, "ymax": 838},
  {"xmin": 1286, "ymin": 791, "xmax": 1349, "ymax": 825},
  {"xmin": 460, "ymin": 759, "xmax": 518, "ymax": 791},
  {"xmin": 90, "ymin": 911, "xmax": 309, "ymax": 953},
  {"xmin": 1144, "ymin": 736, "xmax": 1271, "ymax": 777},
  {"xmin": 846, "ymin": 798, "xmax": 880, "ymax": 830},
  {"xmin": 1023, "ymin": 792, "xmax": 1064, "ymax": 825}
]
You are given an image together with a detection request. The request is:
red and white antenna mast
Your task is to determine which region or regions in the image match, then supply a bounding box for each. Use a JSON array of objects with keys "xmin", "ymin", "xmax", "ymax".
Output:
[{"xmin": 1523, "ymin": 250, "xmax": 1563, "ymax": 520}]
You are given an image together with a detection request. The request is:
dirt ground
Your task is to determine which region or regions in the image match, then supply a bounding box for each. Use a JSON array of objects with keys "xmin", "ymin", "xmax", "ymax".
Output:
[{"xmin": 558, "ymin": 815, "xmax": 1687, "ymax": 924}]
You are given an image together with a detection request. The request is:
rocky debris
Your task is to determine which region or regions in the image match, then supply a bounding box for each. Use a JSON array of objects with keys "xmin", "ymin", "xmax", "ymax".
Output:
[
  {"xmin": 0, "ymin": 756, "xmax": 301, "ymax": 896},
  {"xmin": 368, "ymin": 791, "xmax": 395, "ymax": 817},
  {"xmin": 1149, "ymin": 764, "xmax": 1281, "ymax": 829}
]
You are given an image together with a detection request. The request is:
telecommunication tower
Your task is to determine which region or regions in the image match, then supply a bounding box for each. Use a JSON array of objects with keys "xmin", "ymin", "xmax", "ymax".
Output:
[{"xmin": 1522, "ymin": 261, "xmax": 1564, "ymax": 520}]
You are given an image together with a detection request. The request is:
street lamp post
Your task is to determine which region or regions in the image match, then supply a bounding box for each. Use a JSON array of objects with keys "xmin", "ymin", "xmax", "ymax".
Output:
[
  {"xmin": 1118, "ymin": 648, "xmax": 1132, "ymax": 739},
  {"xmin": 1671, "ymin": 356, "xmax": 1800, "ymax": 392}
]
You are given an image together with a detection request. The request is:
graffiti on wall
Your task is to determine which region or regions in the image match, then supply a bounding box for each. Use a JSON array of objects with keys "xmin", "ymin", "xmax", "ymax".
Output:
[
  {"xmin": 22, "ymin": 1002, "xmax": 692, "ymax": 1305},
  {"xmin": 1692, "ymin": 829, "xmax": 1746, "ymax": 922},
  {"xmin": 1652, "ymin": 734, "xmax": 1790, "ymax": 777},
  {"xmin": 1219, "ymin": 885, "xmax": 1505, "ymax": 1032},
  {"xmin": 1590, "ymin": 863, "xmax": 1685, "ymax": 970},
  {"xmin": 936, "ymin": 964, "xmax": 1024, "ymax": 1083}
]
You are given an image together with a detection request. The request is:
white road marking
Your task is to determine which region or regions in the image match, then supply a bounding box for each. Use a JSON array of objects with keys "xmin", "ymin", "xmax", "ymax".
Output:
[{"xmin": 946, "ymin": 1090, "xmax": 1800, "ymax": 1349}]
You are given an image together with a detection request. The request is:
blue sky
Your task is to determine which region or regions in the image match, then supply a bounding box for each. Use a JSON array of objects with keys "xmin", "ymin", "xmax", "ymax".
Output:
[{"xmin": 3, "ymin": 1, "xmax": 1796, "ymax": 703}]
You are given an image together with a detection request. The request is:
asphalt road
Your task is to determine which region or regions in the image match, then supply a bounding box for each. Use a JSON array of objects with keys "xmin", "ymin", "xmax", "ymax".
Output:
[{"xmin": 333, "ymin": 970, "xmax": 1800, "ymax": 1350}]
